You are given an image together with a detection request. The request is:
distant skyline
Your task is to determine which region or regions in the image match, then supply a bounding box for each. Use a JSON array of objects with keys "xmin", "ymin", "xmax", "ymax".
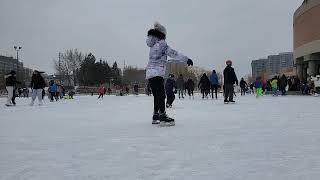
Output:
[{"xmin": 0, "ymin": 0, "xmax": 303, "ymax": 77}]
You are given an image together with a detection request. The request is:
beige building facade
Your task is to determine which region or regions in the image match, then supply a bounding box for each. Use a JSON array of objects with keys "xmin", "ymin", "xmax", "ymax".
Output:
[{"xmin": 294, "ymin": 0, "xmax": 320, "ymax": 81}]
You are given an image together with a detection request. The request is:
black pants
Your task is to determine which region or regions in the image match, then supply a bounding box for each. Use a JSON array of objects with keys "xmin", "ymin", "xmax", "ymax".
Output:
[
  {"xmin": 211, "ymin": 85, "xmax": 218, "ymax": 99},
  {"xmin": 149, "ymin": 76, "xmax": 166, "ymax": 113},
  {"xmin": 166, "ymin": 90, "xmax": 175, "ymax": 106},
  {"xmin": 98, "ymin": 93, "xmax": 104, "ymax": 99},
  {"xmin": 201, "ymin": 88, "xmax": 209, "ymax": 98},
  {"xmin": 224, "ymin": 84, "xmax": 234, "ymax": 101},
  {"xmin": 42, "ymin": 89, "xmax": 45, "ymax": 100},
  {"xmin": 240, "ymin": 87, "xmax": 246, "ymax": 96},
  {"xmin": 50, "ymin": 92, "xmax": 58, "ymax": 101},
  {"xmin": 281, "ymin": 86, "xmax": 286, "ymax": 95},
  {"xmin": 187, "ymin": 89, "xmax": 194, "ymax": 96}
]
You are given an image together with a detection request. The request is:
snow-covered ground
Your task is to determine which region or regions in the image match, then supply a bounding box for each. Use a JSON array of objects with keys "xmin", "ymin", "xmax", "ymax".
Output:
[{"xmin": 1, "ymin": 94, "xmax": 320, "ymax": 180}]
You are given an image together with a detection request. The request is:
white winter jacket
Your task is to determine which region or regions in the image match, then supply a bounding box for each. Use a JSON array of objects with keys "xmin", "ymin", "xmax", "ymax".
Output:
[
  {"xmin": 145, "ymin": 36, "xmax": 189, "ymax": 79},
  {"xmin": 311, "ymin": 77, "xmax": 320, "ymax": 87}
]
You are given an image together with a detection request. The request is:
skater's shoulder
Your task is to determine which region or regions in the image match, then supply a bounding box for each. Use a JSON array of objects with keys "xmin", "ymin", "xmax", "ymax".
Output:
[{"xmin": 157, "ymin": 39, "xmax": 167, "ymax": 46}]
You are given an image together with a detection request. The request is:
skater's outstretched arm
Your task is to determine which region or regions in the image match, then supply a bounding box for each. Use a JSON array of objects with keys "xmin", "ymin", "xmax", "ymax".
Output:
[
  {"xmin": 4, "ymin": 74, "xmax": 11, "ymax": 79},
  {"xmin": 159, "ymin": 41, "xmax": 190, "ymax": 63}
]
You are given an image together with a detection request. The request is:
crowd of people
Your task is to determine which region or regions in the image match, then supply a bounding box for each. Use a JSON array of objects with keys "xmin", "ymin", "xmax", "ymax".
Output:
[
  {"xmin": 248, "ymin": 74, "xmax": 320, "ymax": 97},
  {"xmin": 4, "ymin": 70, "xmax": 74, "ymax": 106}
]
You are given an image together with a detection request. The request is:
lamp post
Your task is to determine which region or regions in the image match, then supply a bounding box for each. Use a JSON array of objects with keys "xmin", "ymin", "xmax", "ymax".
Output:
[
  {"xmin": 110, "ymin": 78, "xmax": 114, "ymax": 88},
  {"xmin": 59, "ymin": 52, "xmax": 61, "ymax": 84},
  {"xmin": 14, "ymin": 46, "xmax": 22, "ymax": 79}
]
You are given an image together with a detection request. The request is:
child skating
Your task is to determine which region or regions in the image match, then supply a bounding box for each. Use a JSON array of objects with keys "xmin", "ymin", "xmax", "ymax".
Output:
[
  {"xmin": 271, "ymin": 77, "xmax": 278, "ymax": 96},
  {"xmin": 146, "ymin": 22, "xmax": 193, "ymax": 126},
  {"xmin": 165, "ymin": 74, "xmax": 177, "ymax": 108},
  {"xmin": 255, "ymin": 77, "xmax": 263, "ymax": 98}
]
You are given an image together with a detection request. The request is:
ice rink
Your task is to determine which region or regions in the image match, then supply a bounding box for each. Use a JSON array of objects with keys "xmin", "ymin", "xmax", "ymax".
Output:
[{"xmin": 1, "ymin": 94, "xmax": 320, "ymax": 180}]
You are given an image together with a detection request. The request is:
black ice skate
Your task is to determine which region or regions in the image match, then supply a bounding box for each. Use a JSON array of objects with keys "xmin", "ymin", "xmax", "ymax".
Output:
[
  {"xmin": 159, "ymin": 113, "xmax": 175, "ymax": 127},
  {"xmin": 224, "ymin": 99, "xmax": 229, "ymax": 104},
  {"xmin": 152, "ymin": 112, "xmax": 160, "ymax": 124},
  {"xmin": 166, "ymin": 103, "xmax": 172, "ymax": 108}
]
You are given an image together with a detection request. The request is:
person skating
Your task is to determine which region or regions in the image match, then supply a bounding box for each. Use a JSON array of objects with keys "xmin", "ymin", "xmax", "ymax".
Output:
[
  {"xmin": 271, "ymin": 77, "xmax": 278, "ymax": 96},
  {"xmin": 176, "ymin": 74, "xmax": 185, "ymax": 99},
  {"xmin": 98, "ymin": 87, "xmax": 105, "ymax": 99},
  {"xmin": 280, "ymin": 74, "xmax": 288, "ymax": 96},
  {"xmin": 184, "ymin": 81, "xmax": 188, "ymax": 97},
  {"xmin": 145, "ymin": 83, "xmax": 151, "ymax": 96},
  {"xmin": 18, "ymin": 88, "xmax": 23, "ymax": 97},
  {"xmin": 49, "ymin": 80, "xmax": 58, "ymax": 101},
  {"xmin": 210, "ymin": 70, "xmax": 219, "ymax": 99},
  {"xmin": 250, "ymin": 83, "xmax": 254, "ymax": 94},
  {"xmin": 261, "ymin": 78, "xmax": 267, "ymax": 94},
  {"xmin": 223, "ymin": 60, "xmax": 238, "ymax": 103},
  {"xmin": 30, "ymin": 70, "xmax": 46, "ymax": 106},
  {"xmin": 165, "ymin": 74, "xmax": 177, "ymax": 108},
  {"xmin": 185, "ymin": 78, "xmax": 195, "ymax": 98},
  {"xmin": 146, "ymin": 22, "xmax": 193, "ymax": 126},
  {"xmin": 68, "ymin": 90, "xmax": 75, "ymax": 99},
  {"xmin": 133, "ymin": 84, "xmax": 139, "ymax": 95},
  {"xmin": 4, "ymin": 70, "xmax": 19, "ymax": 106},
  {"xmin": 311, "ymin": 75, "xmax": 320, "ymax": 95},
  {"xmin": 255, "ymin": 77, "xmax": 263, "ymax": 98},
  {"xmin": 198, "ymin": 73, "xmax": 210, "ymax": 99},
  {"xmin": 239, "ymin": 78, "xmax": 247, "ymax": 96}
]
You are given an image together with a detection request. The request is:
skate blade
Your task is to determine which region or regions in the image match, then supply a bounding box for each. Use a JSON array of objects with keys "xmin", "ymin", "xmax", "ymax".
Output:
[
  {"xmin": 152, "ymin": 120, "xmax": 160, "ymax": 125},
  {"xmin": 159, "ymin": 122, "xmax": 175, "ymax": 127}
]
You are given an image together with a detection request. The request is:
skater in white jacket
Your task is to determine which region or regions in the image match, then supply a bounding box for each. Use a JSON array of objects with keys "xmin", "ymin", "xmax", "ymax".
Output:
[
  {"xmin": 311, "ymin": 75, "xmax": 320, "ymax": 94},
  {"xmin": 146, "ymin": 22, "xmax": 193, "ymax": 126}
]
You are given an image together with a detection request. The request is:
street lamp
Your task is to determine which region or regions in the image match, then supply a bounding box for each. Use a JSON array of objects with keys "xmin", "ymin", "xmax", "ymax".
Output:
[
  {"xmin": 110, "ymin": 78, "xmax": 114, "ymax": 88},
  {"xmin": 14, "ymin": 46, "xmax": 22, "ymax": 79}
]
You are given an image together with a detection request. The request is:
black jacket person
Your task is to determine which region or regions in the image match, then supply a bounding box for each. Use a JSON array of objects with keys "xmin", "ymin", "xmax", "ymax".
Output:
[{"xmin": 223, "ymin": 60, "xmax": 238, "ymax": 103}]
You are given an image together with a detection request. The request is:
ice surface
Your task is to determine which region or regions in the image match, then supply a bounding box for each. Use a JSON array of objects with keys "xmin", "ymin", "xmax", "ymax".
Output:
[{"xmin": 1, "ymin": 94, "xmax": 320, "ymax": 180}]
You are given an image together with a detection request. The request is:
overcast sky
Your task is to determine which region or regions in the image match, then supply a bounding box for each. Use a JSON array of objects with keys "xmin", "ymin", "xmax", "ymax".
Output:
[{"xmin": 0, "ymin": 0, "xmax": 302, "ymax": 77}]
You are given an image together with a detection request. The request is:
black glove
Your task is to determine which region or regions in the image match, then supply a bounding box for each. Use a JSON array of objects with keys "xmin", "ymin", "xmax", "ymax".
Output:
[{"xmin": 187, "ymin": 59, "xmax": 193, "ymax": 66}]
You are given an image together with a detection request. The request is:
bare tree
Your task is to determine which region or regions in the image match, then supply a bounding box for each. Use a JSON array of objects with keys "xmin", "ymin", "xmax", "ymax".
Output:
[{"xmin": 54, "ymin": 49, "xmax": 84, "ymax": 86}]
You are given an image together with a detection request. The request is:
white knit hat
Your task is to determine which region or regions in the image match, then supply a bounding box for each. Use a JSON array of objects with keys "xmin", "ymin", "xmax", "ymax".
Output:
[{"xmin": 154, "ymin": 22, "xmax": 167, "ymax": 35}]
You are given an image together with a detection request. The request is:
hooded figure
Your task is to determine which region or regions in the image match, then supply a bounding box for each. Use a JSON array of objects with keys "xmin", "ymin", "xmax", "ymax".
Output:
[
  {"xmin": 146, "ymin": 22, "xmax": 193, "ymax": 126},
  {"xmin": 198, "ymin": 73, "xmax": 211, "ymax": 99}
]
